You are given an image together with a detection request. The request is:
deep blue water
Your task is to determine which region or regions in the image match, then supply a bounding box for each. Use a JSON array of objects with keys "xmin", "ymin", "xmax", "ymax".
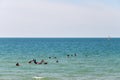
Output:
[{"xmin": 0, "ymin": 38, "xmax": 120, "ymax": 80}]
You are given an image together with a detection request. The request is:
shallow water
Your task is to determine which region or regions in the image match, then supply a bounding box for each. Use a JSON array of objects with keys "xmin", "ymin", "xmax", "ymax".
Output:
[{"xmin": 0, "ymin": 38, "xmax": 120, "ymax": 80}]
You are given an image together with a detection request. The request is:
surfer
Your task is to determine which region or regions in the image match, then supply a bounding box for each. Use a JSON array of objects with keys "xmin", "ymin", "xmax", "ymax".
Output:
[{"xmin": 16, "ymin": 62, "xmax": 20, "ymax": 66}]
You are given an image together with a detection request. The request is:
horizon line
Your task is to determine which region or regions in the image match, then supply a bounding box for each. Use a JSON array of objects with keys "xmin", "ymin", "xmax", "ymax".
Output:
[{"xmin": 0, "ymin": 37, "xmax": 119, "ymax": 38}]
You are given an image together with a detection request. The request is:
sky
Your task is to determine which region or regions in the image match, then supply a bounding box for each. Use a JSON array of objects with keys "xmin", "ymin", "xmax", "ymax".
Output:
[{"xmin": 0, "ymin": 0, "xmax": 120, "ymax": 37}]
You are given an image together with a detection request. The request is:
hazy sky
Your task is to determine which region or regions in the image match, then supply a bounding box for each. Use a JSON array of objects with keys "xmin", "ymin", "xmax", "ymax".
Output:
[{"xmin": 0, "ymin": 0, "xmax": 120, "ymax": 37}]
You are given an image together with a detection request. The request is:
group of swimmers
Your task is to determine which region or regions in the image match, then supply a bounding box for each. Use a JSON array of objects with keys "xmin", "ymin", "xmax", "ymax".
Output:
[
  {"xmin": 28, "ymin": 59, "xmax": 48, "ymax": 64},
  {"xmin": 16, "ymin": 53, "xmax": 77, "ymax": 66},
  {"xmin": 16, "ymin": 59, "xmax": 48, "ymax": 66},
  {"xmin": 67, "ymin": 53, "xmax": 77, "ymax": 58}
]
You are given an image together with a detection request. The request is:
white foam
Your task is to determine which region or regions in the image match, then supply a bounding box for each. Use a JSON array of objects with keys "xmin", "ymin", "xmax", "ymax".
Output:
[{"xmin": 32, "ymin": 76, "xmax": 44, "ymax": 79}]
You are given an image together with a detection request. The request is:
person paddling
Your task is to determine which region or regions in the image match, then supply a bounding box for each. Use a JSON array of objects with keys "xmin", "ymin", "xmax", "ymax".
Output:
[
  {"xmin": 28, "ymin": 59, "xmax": 34, "ymax": 63},
  {"xmin": 33, "ymin": 59, "xmax": 37, "ymax": 64}
]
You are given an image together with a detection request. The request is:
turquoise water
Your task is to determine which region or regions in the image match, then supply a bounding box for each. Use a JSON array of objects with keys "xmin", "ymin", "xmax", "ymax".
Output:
[{"xmin": 0, "ymin": 38, "xmax": 120, "ymax": 80}]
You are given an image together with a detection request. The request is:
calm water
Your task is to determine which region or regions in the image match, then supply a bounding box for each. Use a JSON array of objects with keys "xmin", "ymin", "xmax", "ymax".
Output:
[{"xmin": 0, "ymin": 38, "xmax": 120, "ymax": 80}]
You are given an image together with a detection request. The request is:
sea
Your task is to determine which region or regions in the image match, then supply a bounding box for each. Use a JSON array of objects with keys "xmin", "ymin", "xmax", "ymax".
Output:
[{"xmin": 0, "ymin": 38, "xmax": 120, "ymax": 80}]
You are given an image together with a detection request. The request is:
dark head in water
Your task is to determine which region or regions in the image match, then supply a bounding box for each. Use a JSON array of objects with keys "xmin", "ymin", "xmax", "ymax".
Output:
[
  {"xmin": 16, "ymin": 62, "xmax": 20, "ymax": 66},
  {"xmin": 44, "ymin": 62, "xmax": 48, "ymax": 64},
  {"xmin": 56, "ymin": 60, "xmax": 59, "ymax": 63},
  {"xmin": 49, "ymin": 57, "xmax": 51, "ymax": 59},
  {"xmin": 54, "ymin": 57, "xmax": 57, "ymax": 59},
  {"xmin": 74, "ymin": 53, "xmax": 77, "ymax": 56},
  {"xmin": 67, "ymin": 54, "xmax": 70, "ymax": 58}
]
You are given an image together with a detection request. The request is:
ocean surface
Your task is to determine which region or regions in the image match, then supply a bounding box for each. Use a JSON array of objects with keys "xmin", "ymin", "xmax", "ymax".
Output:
[{"xmin": 0, "ymin": 38, "xmax": 120, "ymax": 80}]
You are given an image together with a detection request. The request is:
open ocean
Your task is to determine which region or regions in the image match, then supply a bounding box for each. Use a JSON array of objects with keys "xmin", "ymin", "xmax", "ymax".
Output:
[{"xmin": 0, "ymin": 38, "xmax": 120, "ymax": 80}]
